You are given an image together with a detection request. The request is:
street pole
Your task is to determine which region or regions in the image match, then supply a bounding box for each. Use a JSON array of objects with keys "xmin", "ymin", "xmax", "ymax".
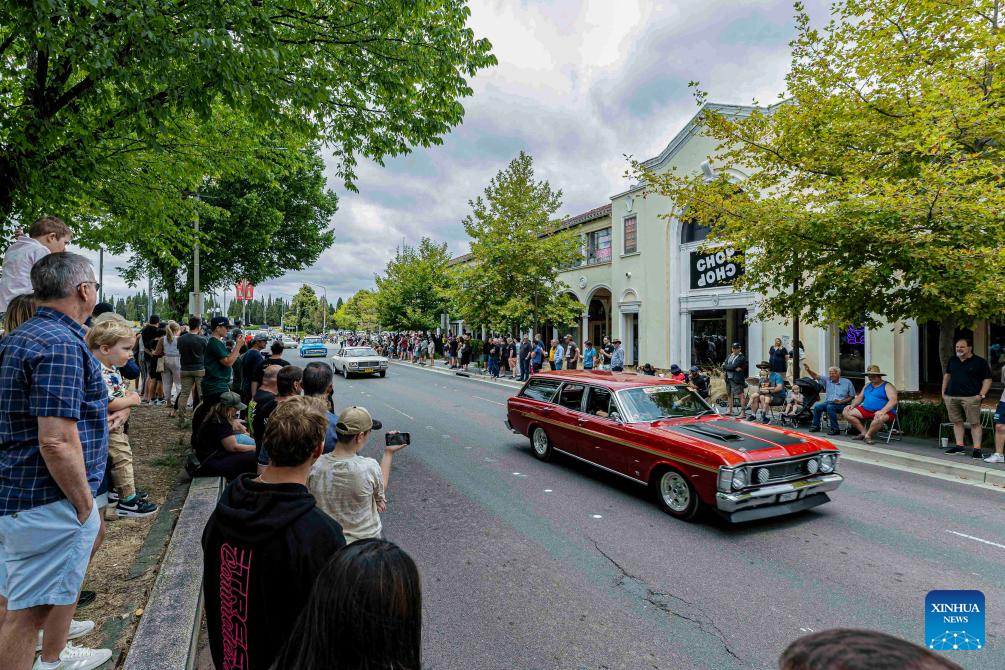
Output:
[
  {"xmin": 147, "ymin": 274, "xmax": 153, "ymax": 321},
  {"xmin": 193, "ymin": 195, "xmax": 202, "ymax": 319},
  {"xmin": 98, "ymin": 248, "xmax": 104, "ymax": 304},
  {"xmin": 792, "ymin": 277, "xmax": 800, "ymax": 381}
]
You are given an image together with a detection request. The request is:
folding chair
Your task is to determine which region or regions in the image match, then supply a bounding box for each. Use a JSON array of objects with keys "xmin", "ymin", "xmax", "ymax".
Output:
[{"xmin": 874, "ymin": 404, "xmax": 902, "ymax": 443}]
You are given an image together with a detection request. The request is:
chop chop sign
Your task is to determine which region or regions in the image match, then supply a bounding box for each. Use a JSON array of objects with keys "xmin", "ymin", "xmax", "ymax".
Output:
[{"xmin": 690, "ymin": 249, "xmax": 743, "ymax": 289}]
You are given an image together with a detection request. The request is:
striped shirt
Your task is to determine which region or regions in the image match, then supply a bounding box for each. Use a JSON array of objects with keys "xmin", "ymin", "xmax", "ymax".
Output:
[{"xmin": 0, "ymin": 307, "xmax": 109, "ymax": 515}]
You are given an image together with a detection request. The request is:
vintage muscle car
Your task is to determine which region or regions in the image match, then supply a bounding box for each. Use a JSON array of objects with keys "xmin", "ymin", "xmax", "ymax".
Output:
[
  {"xmin": 505, "ymin": 371, "xmax": 842, "ymax": 523},
  {"xmin": 298, "ymin": 336, "xmax": 328, "ymax": 358},
  {"xmin": 332, "ymin": 346, "xmax": 388, "ymax": 378}
]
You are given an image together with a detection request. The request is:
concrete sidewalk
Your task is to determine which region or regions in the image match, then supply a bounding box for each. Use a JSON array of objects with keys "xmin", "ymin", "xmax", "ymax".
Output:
[
  {"xmin": 390, "ymin": 360, "xmax": 1005, "ymax": 492},
  {"xmin": 389, "ymin": 359, "xmax": 524, "ymax": 389}
]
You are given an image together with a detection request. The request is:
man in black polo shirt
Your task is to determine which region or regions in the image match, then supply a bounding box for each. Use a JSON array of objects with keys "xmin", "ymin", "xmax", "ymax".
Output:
[{"xmin": 943, "ymin": 338, "xmax": 993, "ymax": 458}]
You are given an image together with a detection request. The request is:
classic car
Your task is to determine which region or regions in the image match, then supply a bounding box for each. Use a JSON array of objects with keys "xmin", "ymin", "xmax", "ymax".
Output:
[
  {"xmin": 332, "ymin": 346, "xmax": 388, "ymax": 378},
  {"xmin": 505, "ymin": 371, "xmax": 842, "ymax": 523},
  {"xmin": 281, "ymin": 335, "xmax": 298, "ymax": 349},
  {"xmin": 298, "ymin": 336, "xmax": 328, "ymax": 358}
]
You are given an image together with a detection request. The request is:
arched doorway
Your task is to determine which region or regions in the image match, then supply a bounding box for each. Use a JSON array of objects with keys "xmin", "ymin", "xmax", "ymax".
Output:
[{"xmin": 587, "ymin": 287, "xmax": 612, "ymax": 345}]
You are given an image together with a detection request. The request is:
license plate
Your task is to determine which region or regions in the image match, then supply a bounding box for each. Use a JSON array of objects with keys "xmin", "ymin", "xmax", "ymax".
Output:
[
  {"xmin": 778, "ymin": 491, "xmax": 798, "ymax": 503},
  {"xmin": 362, "ymin": 368, "xmax": 373, "ymax": 373}
]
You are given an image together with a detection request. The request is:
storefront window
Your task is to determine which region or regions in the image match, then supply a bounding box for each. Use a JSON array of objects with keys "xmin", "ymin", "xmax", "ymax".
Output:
[
  {"xmin": 839, "ymin": 324, "xmax": 866, "ymax": 376},
  {"xmin": 680, "ymin": 219, "xmax": 712, "ymax": 244}
]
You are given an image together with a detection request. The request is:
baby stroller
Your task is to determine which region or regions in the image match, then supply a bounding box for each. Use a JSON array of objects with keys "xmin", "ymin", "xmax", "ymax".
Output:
[{"xmin": 778, "ymin": 377, "xmax": 822, "ymax": 427}]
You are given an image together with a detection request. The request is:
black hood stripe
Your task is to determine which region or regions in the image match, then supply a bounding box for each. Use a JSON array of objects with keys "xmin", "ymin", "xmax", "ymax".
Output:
[{"xmin": 707, "ymin": 420, "xmax": 808, "ymax": 447}]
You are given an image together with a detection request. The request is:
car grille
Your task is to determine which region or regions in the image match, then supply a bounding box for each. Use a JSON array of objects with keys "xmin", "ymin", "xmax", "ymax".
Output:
[
  {"xmin": 357, "ymin": 360, "xmax": 380, "ymax": 367},
  {"xmin": 760, "ymin": 457, "xmax": 817, "ymax": 484}
]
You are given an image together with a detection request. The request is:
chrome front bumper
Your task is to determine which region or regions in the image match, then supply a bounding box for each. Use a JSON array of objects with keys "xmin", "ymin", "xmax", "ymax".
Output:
[{"xmin": 715, "ymin": 473, "xmax": 843, "ymax": 522}]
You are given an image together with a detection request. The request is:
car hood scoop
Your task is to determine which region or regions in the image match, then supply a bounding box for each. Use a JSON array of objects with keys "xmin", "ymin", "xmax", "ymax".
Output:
[{"xmin": 662, "ymin": 420, "xmax": 808, "ymax": 452}]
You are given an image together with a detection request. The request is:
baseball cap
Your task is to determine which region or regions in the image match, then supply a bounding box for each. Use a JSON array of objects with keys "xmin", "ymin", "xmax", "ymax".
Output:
[
  {"xmin": 219, "ymin": 391, "xmax": 246, "ymax": 411},
  {"xmin": 210, "ymin": 316, "xmax": 231, "ymax": 330},
  {"xmin": 731, "ymin": 342, "xmax": 742, "ymax": 348},
  {"xmin": 335, "ymin": 406, "xmax": 384, "ymax": 436},
  {"xmin": 252, "ymin": 332, "xmax": 269, "ymax": 343}
]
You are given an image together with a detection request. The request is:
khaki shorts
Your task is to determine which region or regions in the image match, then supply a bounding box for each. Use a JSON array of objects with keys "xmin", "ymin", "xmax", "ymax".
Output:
[{"xmin": 946, "ymin": 395, "xmax": 982, "ymax": 425}]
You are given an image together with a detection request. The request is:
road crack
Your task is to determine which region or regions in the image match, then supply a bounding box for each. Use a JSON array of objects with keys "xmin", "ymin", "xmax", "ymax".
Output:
[{"xmin": 589, "ymin": 538, "xmax": 742, "ymax": 664}]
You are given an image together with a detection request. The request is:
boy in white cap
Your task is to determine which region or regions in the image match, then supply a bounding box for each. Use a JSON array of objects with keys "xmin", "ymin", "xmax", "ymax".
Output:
[{"xmin": 308, "ymin": 407, "xmax": 408, "ymax": 543}]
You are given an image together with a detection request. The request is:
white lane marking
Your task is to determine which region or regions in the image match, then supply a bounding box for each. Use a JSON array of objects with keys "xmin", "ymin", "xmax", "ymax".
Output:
[
  {"xmin": 946, "ymin": 530, "xmax": 1005, "ymax": 550},
  {"xmin": 799, "ymin": 627, "xmax": 815, "ymax": 633},
  {"xmin": 591, "ymin": 514, "xmax": 603, "ymax": 519},
  {"xmin": 472, "ymin": 395, "xmax": 505, "ymax": 406},
  {"xmin": 383, "ymin": 404, "xmax": 414, "ymax": 421},
  {"xmin": 544, "ymin": 489, "xmax": 553, "ymax": 493}
]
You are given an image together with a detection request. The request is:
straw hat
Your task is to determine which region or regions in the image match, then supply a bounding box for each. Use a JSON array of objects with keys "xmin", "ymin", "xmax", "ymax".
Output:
[{"xmin": 864, "ymin": 365, "xmax": 887, "ymax": 377}]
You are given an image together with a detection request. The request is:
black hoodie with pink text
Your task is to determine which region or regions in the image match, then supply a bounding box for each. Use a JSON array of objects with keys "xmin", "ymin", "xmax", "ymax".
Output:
[{"xmin": 202, "ymin": 473, "xmax": 345, "ymax": 670}]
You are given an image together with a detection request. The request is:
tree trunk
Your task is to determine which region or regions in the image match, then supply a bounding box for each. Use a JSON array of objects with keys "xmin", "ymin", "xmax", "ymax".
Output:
[{"xmin": 938, "ymin": 315, "xmax": 959, "ymax": 378}]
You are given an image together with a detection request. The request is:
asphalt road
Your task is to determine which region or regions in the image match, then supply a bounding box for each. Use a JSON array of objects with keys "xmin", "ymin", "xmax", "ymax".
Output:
[{"xmin": 290, "ymin": 347, "xmax": 1005, "ymax": 670}]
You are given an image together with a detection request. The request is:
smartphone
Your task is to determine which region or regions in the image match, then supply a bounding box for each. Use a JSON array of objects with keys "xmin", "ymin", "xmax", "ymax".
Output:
[{"xmin": 385, "ymin": 432, "xmax": 411, "ymax": 446}]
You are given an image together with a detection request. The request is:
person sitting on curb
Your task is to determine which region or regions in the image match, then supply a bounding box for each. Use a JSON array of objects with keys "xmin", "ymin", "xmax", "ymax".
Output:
[
  {"xmin": 843, "ymin": 365, "xmax": 898, "ymax": 445},
  {"xmin": 309, "ymin": 407, "xmax": 407, "ymax": 543},
  {"xmin": 804, "ymin": 362, "xmax": 855, "ymax": 435}
]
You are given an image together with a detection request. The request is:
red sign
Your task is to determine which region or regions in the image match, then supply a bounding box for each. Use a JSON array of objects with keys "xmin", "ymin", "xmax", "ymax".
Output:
[{"xmin": 234, "ymin": 281, "xmax": 254, "ymax": 301}]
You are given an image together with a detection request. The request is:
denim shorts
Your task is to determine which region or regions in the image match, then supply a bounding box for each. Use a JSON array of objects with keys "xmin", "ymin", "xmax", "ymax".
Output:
[{"xmin": 0, "ymin": 498, "xmax": 100, "ymax": 610}]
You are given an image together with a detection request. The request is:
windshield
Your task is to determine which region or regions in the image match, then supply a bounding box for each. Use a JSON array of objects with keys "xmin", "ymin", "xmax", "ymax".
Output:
[
  {"xmin": 303, "ymin": 337, "xmax": 323, "ymax": 345},
  {"xmin": 346, "ymin": 348, "xmax": 378, "ymax": 357},
  {"xmin": 616, "ymin": 386, "xmax": 713, "ymax": 422}
]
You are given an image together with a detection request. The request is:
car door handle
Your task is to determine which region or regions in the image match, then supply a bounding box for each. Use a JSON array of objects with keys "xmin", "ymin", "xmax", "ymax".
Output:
[
  {"xmin": 577, "ymin": 418, "xmax": 588, "ymax": 425},
  {"xmin": 541, "ymin": 407, "xmax": 553, "ymax": 414}
]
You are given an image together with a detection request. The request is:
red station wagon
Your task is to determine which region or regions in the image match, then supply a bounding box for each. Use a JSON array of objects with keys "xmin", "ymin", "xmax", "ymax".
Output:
[{"xmin": 505, "ymin": 371, "xmax": 843, "ymax": 523}]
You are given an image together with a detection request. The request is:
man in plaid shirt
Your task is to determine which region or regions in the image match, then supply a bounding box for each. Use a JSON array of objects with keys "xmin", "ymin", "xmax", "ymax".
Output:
[{"xmin": 0, "ymin": 252, "xmax": 112, "ymax": 670}]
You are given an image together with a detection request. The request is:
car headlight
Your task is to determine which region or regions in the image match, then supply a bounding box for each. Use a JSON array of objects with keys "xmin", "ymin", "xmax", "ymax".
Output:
[
  {"xmin": 731, "ymin": 467, "xmax": 748, "ymax": 491},
  {"xmin": 348, "ymin": 362, "xmax": 358, "ymax": 368},
  {"xmin": 806, "ymin": 458, "xmax": 819, "ymax": 475},
  {"xmin": 717, "ymin": 467, "xmax": 733, "ymax": 492},
  {"xmin": 820, "ymin": 453, "xmax": 835, "ymax": 473},
  {"xmin": 755, "ymin": 467, "xmax": 770, "ymax": 485}
]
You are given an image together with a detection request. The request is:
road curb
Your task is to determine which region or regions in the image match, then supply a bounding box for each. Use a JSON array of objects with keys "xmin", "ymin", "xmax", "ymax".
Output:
[
  {"xmin": 828, "ymin": 439, "xmax": 1005, "ymax": 491},
  {"xmin": 389, "ymin": 360, "xmax": 523, "ymax": 390}
]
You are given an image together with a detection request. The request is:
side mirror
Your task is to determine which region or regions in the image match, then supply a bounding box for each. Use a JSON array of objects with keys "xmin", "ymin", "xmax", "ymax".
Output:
[{"xmin": 609, "ymin": 411, "xmax": 622, "ymax": 423}]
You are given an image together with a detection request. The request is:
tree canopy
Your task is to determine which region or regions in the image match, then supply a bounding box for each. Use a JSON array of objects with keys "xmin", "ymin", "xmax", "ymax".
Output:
[
  {"xmin": 0, "ymin": 0, "xmax": 495, "ymax": 229},
  {"xmin": 375, "ymin": 237, "xmax": 451, "ymax": 331},
  {"xmin": 450, "ymin": 151, "xmax": 583, "ymax": 331},
  {"xmin": 332, "ymin": 289, "xmax": 379, "ymax": 331},
  {"xmin": 111, "ymin": 141, "xmax": 337, "ymax": 318},
  {"xmin": 634, "ymin": 0, "xmax": 1005, "ymax": 367}
]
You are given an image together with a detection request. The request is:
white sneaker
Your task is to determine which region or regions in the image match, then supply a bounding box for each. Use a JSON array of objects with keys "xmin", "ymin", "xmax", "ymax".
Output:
[
  {"xmin": 32, "ymin": 642, "xmax": 113, "ymax": 670},
  {"xmin": 984, "ymin": 452, "xmax": 1005, "ymax": 463},
  {"xmin": 36, "ymin": 620, "xmax": 95, "ymax": 651}
]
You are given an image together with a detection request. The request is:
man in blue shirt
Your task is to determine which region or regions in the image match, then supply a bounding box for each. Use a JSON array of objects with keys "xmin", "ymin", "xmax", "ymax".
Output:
[
  {"xmin": 0, "ymin": 252, "xmax": 112, "ymax": 668},
  {"xmin": 804, "ymin": 362, "xmax": 856, "ymax": 435},
  {"xmin": 531, "ymin": 338, "xmax": 544, "ymax": 373},
  {"xmin": 611, "ymin": 339, "xmax": 626, "ymax": 372}
]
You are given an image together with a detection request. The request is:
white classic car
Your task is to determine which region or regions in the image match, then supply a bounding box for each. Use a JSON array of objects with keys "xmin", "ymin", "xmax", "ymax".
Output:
[{"xmin": 332, "ymin": 346, "xmax": 388, "ymax": 378}]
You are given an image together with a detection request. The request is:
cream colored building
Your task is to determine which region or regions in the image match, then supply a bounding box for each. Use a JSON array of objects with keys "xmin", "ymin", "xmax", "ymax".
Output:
[
  {"xmin": 550, "ymin": 103, "xmax": 971, "ymax": 392},
  {"xmin": 450, "ymin": 102, "xmax": 1005, "ymax": 393}
]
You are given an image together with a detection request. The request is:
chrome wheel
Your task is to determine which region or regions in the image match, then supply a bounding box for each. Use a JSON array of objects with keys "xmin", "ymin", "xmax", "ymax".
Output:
[
  {"xmin": 660, "ymin": 471, "xmax": 691, "ymax": 512},
  {"xmin": 530, "ymin": 426, "xmax": 552, "ymax": 461}
]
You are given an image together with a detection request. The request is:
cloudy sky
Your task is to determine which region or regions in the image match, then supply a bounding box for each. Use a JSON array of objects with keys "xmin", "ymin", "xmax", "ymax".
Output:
[{"xmin": 87, "ymin": 0, "xmax": 830, "ymax": 307}]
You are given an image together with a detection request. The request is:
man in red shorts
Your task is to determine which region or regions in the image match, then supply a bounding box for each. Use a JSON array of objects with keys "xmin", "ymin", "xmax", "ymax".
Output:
[{"xmin": 843, "ymin": 365, "xmax": 898, "ymax": 445}]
